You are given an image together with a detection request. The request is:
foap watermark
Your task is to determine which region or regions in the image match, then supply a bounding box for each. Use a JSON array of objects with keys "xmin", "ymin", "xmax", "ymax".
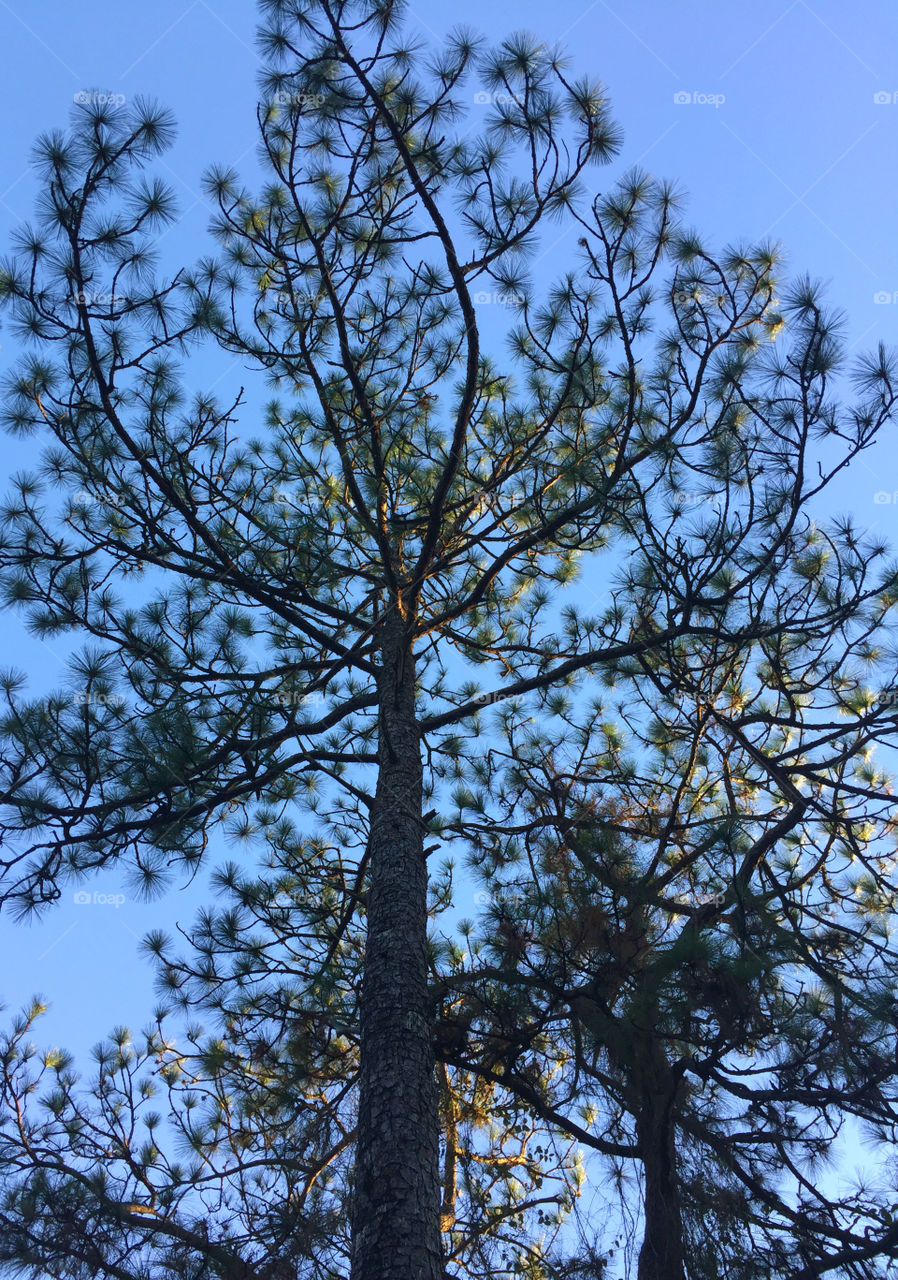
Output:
[
  {"xmin": 72, "ymin": 290, "xmax": 129, "ymax": 307},
  {"xmin": 873, "ymin": 688, "xmax": 898, "ymax": 713},
  {"xmin": 468, "ymin": 688, "xmax": 515, "ymax": 708},
  {"xmin": 474, "ymin": 887, "xmax": 526, "ymax": 908},
  {"xmin": 473, "ymin": 90, "xmax": 518, "ymax": 106},
  {"xmin": 874, "ymin": 291, "xmax": 898, "ymax": 305},
  {"xmin": 672, "ymin": 889, "xmax": 727, "ymax": 912},
  {"xmin": 672, "ymin": 287, "xmax": 706, "ymax": 306},
  {"xmin": 271, "ymin": 888, "xmax": 302, "ymax": 908},
  {"xmin": 72, "ymin": 489, "xmax": 128, "ymax": 510},
  {"xmin": 73, "ymin": 691, "xmax": 128, "ymax": 708},
  {"xmin": 273, "ymin": 90, "xmax": 325, "ymax": 108},
  {"xmin": 272, "ymin": 487, "xmax": 298, "ymax": 505},
  {"xmin": 874, "ymin": 92, "xmax": 898, "ymax": 105},
  {"xmin": 873, "ymin": 490, "xmax": 898, "ymax": 504},
  {"xmin": 270, "ymin": 689, "xmax": 327, "ymax": 709},
  {"xmin": 260, "ymin": 286, "xmax": 326, "ymax": 309},
  {"xmin": 472, "ymin": 290, "xmax": 523, "ymax": 306},
  {"xmin": 672, "ymin": 287, "xmax": 727, "ymax": 308},
  {"xmin": 673, "ymin": 90, "xmax": 725, "ymax": 108},
  {"xmin": 672, "ymin": 491, "xmax": 722, "ymax": 511},
  {"xmin": 74, "ymin": 91, "xmax": 126, "ymax": 108},
  {"xmin": 74, "ymin": 889, "xmax": 126, "ymax": 907}
]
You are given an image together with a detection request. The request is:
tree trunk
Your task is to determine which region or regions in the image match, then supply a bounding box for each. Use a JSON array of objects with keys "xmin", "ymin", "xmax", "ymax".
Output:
[
  {"xmin": 635, "ymin": 1041, "xmax": 686, "ymax": 1280},
  {"xmin": 350, "ymin": 607, "xmax": 443, "ymax": 1280}
]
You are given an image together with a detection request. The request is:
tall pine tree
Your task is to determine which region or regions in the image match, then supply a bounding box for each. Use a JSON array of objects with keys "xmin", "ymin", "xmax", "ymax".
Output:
[{"xmin": 1, "ymin": 0, "xmax": 897, "ymax": 1275}]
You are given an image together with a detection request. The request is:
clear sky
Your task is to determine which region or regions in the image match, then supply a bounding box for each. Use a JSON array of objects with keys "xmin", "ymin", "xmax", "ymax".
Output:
[{"xmin": 1, "ymin": 0, "xmax": 897, "ymax": 1093}]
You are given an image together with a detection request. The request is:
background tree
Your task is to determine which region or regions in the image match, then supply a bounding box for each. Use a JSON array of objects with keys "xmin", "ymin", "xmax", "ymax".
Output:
[
  {"xmin": 1, "ymin": 0, "xmax": 898, "ymax": 1277},
  {"xmin": 0, "ymin": 838, "xmax": 587, "ymax": 1280},
  {"xmin": 437, "ymin": 283, "xmax": 898, "ymax": 1275}
]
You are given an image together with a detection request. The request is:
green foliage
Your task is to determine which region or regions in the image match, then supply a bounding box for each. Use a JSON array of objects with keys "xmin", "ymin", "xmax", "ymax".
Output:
[{"xmin": 1, "ymin": 0, "xmax": 898, "ymax": 1277}]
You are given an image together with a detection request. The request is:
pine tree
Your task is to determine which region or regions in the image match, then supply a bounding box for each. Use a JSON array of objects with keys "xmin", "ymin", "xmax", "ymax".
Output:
[
  {"xmin": 0, "ymin": 842, "xmax": 585, "ymax": 1280},
  {"xmin": 441, "ymin": 466, "xmax": 898, "ymax": 1277},
  {"xmin": 1, "ymin": 0, "xmax": 897, "ymax": 1275}
]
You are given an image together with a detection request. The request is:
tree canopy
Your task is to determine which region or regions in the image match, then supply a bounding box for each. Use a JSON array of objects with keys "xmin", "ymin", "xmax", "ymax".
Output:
[{"xmin": 3, "ymin": 0, "xmax": 898, "ymax": 1277}]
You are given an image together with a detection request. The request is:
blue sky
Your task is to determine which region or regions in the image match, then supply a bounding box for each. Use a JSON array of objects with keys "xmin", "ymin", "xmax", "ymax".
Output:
[{"xmin": 0, "ymin": 0, "xmax": 897, "ymax": 1093}]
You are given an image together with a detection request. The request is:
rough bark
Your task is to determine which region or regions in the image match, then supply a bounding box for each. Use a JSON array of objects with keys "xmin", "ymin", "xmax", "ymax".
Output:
[
  {"xmin": 350, "ymin": 606, "xmax": 443, "ymax": 1280},
  {"xmin": 635, "ymin": 1037, "xmax": 687, "ymax": 1280}
]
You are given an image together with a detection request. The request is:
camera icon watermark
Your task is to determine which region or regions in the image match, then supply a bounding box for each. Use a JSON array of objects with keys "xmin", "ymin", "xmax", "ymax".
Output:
[
  {"xmin": 874, "ymin": 91, "xmax": 897, "ymax": 105},
  {"xmin": 874, "ymin": 291, "xmax": 898, "ymax": 305},
  {"xmin": 874, "ymin": 491, "xmax": 898, "ymax": 504},
  {"xmin": 673, "ymin": 91, "xmax": 725, "ymax": 108}
]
